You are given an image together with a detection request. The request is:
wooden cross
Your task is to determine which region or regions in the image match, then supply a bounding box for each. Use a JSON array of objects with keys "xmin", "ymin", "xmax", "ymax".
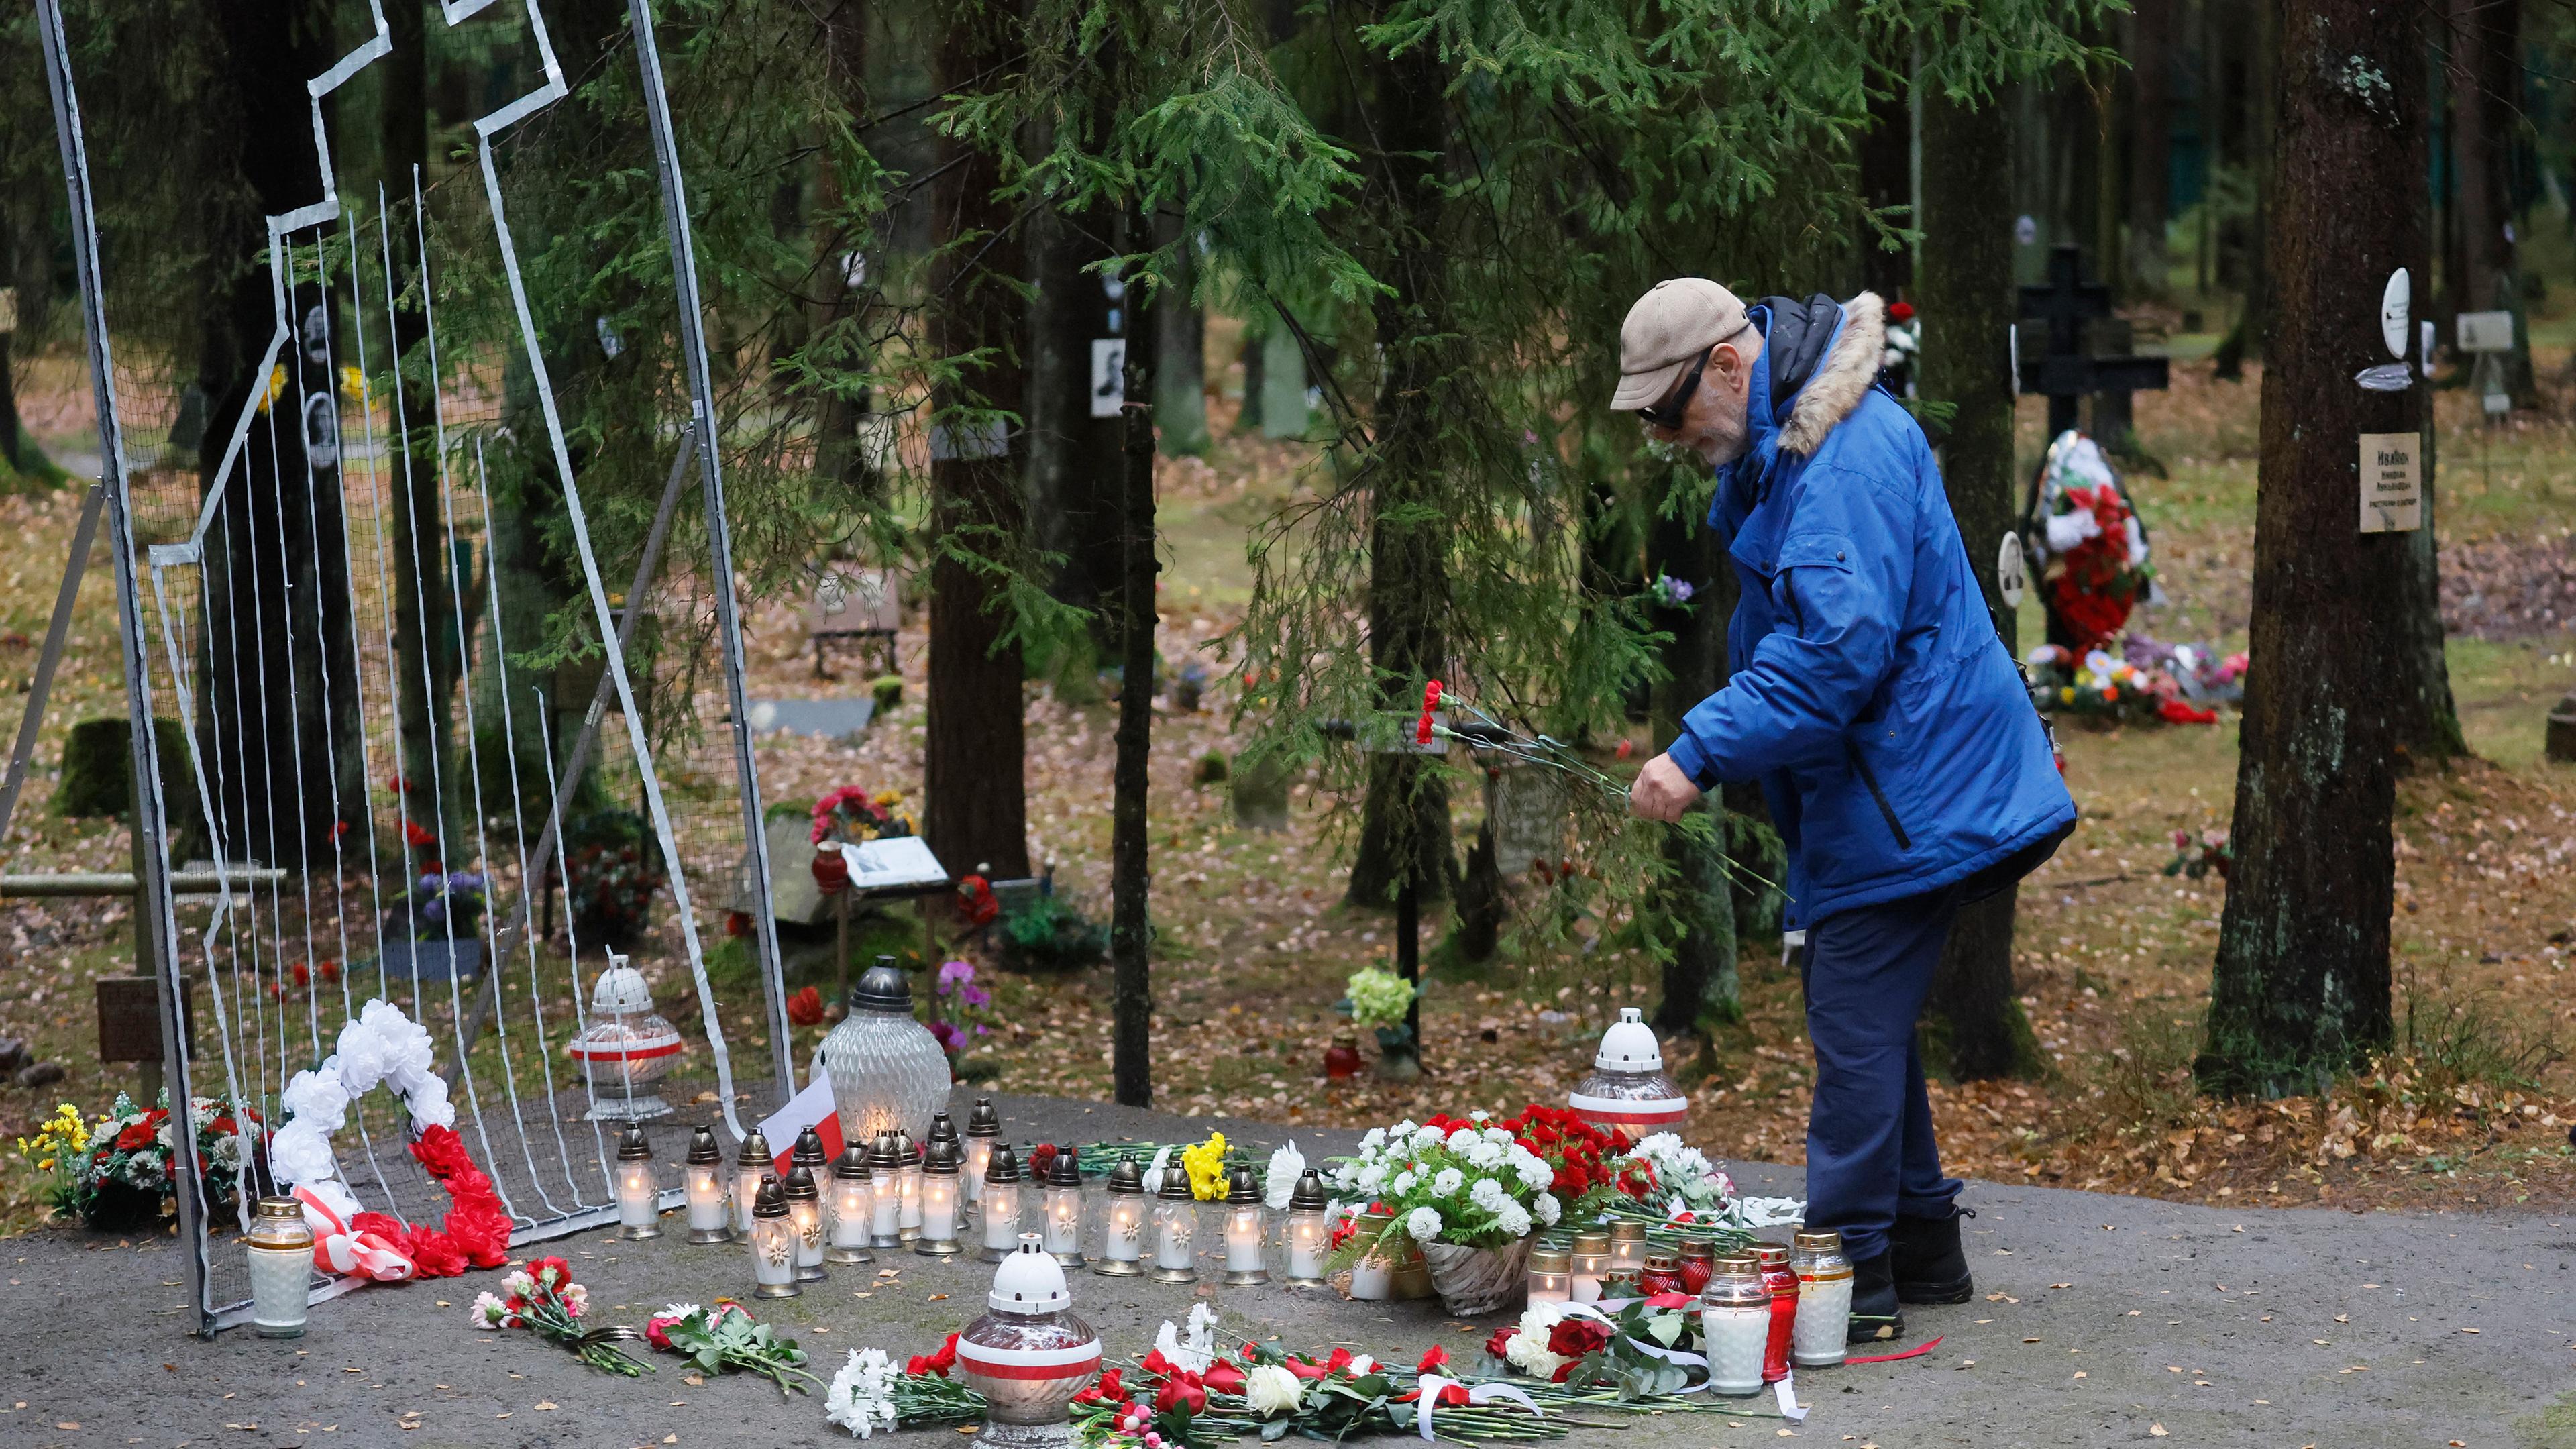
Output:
[{"xmin": 2017, "ymin": 244, "xmax": 2170, "ymax": 438}]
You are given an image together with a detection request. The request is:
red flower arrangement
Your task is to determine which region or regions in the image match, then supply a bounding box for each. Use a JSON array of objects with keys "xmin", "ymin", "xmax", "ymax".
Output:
[
  {"xmin": 955, "ymin": 874, "xmax": 999, "ymax": 928},
  {"xmin": 1499, "ymin": 1104, "xmax": 1635, "ymax": 1208},
  {"xmin": 349, "ymin": 1124, "xmax": 510, "ymax": 1279},
  {"xmin": 786, "ymin": 985, "xmax": 825, "ymax": 1026}
]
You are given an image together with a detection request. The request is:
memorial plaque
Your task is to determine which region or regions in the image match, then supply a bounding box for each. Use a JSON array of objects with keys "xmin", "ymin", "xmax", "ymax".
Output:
[
  {"xmin": 1490, "ymin": 766, "xmax": 1570, "ymax": 877},
  {"xmin": 97, "ymin": 975, "xmax": 170, "ymax": 1063},
  {"xmin": 2358, "ymin": 433, "xmax": 2421, "ymax": 534}
]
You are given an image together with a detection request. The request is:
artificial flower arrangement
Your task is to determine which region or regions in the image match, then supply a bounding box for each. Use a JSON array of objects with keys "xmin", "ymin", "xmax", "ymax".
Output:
[
  {"xmin": 811, "ymin": 785, "xmax": 914, "ymax": 845},
  {"xmin": 647, "ymin": 1301, "xmax": 820, "ymax": 1395},
  {"xmin": 46, "ymin": 1091, "xmax": 260, "ymax": 1230},
  {"xmin": 2164, "ymin": 827, "xmax": 2233, "ymax": 881},
  {"xmin": 469, "ymin": 1256, "xmax": 651, "ymax": 1377},
  {"xmin": 1338, "ymin": 966, "xmax": 1417, "ymax": 1058},
  {"xmin": 2023, "ymin": 644, "xmax": 2221, "ymax": 727}
]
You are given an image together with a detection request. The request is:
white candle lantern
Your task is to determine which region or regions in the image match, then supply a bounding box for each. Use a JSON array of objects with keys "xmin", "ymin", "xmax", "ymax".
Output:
[
  {"xmin": 962, "ymin": 1097, "xmax": 1001, "ymax": 1205},
  {"xmin": 1609, "ymin": 1220, "xmax": 1648, "ymax": 1277},
  {"xmin": 245, "ymin": 1196, "xmax": 315, "ymax": 1338},
  {"xmin": 896, "ymin": 1130, "xmax": 924, "ymax": 1242},
  {"xmin": 1790, "ymin": 1230, "xmax": 1853, "ymax": 1368},
  {"xmin": 684, "ymin": 1125, "xmax": 731, "ymax": 1242},
  {"xmin": 955, "ymin": 1236, "xmax": 1102, "ymax": 1446},
  {"xmin": 786, "ymin": 1164, "xmax": 828, "ymax": 1282},
  {"xmin": 1526, "ymin": 1244, "xmax": 1572, "ymax": 1305},
  {"xmin": 828, "ymin": 1145, "xmax": 875, "ymax": 1264},
  {"xmin": 615, "ymin": 1125, "xmax": 663, "ymax": 1238},
  {"xmin": 733, "ymin": 1128, "xmax": 774, "ymax": 1237},
  {"xmin": 1220, "ymin": 1164, "xmax": 1268, "ymax": 1285},
  {"xmin": 1569, "ymin": 1228, "xmax": 1611, "ymax": 1303},
  {"xmin": 817, "ymin": 959, "xmax": 951, "ymax": 1145},
  {"xmin": 981, "ymin": 1143, "xmax": 1024, "ymax": 1262},
  {"xmin": 1282, "ymin": 1169, "xmax": 1329, "ymax": 1286},
  {"xmin": 1042, "ymin": 1145, "xmax": 1085, "ymax": 1267},
  {"xmin": 1568, "ymin": 1006, "xmax": 1689, "ymax": 1137},
  {"xmin": 749, "ymin": 1175, "xmax": 798, "ymax": 1298},
  {"xmin": 1700, "ymin": 1251, "xmax": 1770, "ymax": 1395},
  {"xmin": 866, "ymin": 1131, "xmax": 905, "ymax": 1248},
  {"xmin": 917, "ymin": 1137, "xmax": 964, "ymax": 1256},
  {"xmin": 1150, "ymin": 1169, "xmax": 1199, "ymax": 1284},
  {"xmin": 1093, "ymin": 1154, "xmax": 1145, "ymax": 1276}
]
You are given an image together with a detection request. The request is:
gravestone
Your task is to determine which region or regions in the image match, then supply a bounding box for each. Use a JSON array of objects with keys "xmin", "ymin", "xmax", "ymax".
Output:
[
  {"xmin": 1488, "ymin": 766, "xmax": 1569, "ymax": 876},
  {"xmin": 744, "ymin": 697, "xmax": 875, "ymax": 744},
  {"xmin": 2016, "ymin": 243, "xmax": 2169, "ymax": 440},
  {"xmin": 1259, "ymin": 326, "xmax": 1309, "ymax": 439}
]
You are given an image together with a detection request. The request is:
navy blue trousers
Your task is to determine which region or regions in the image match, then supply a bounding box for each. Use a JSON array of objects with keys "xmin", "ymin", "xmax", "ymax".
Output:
[{"xmin": 1799, "ymin": 883, "xmax": 1966, "ymax": 1263}]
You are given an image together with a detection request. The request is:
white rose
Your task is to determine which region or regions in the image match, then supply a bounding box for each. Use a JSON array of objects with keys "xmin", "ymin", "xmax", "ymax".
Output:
[
  {"xmin": 1534, "ymin": 1193, "xmax": 1562, "ymax": 1226},
  {"xmin": 1244, "ymin": 1363, "xmax": 1303, "ymax": 1417},
  {"xmin": 1406, "ymin": 1206, "xmax": 1443, "ymax": 1244},
  {"xmin": 1431, "ymin": 1167, "xmax": 1465, "ymax": 1199}
]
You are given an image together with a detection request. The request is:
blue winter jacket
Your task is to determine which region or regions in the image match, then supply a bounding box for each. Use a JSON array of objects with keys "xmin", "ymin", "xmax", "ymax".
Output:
[{"xmin": 1662, "ymin": 292, "xmax": 2076, "ymax": 927}]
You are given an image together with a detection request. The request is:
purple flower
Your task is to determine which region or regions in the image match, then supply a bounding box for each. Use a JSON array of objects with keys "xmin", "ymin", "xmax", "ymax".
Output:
[
  {"xmin": 421, "ymin": 898, "xmax": 446, "ymax": 922},
  {"xmin": 446, "ymin": 872, "xmax": 486, "ymax": 894},
  {"xmin": 927, "ymin": 1020, "xmax": 965, "ymax": 1052},
  {"xmin": 937, "ymin": 959, "xmax": 977, "ymax": 990},
  {"xmin": 419, "ymin": 873, "xmax": 445, "ymax": 893},
  {"xmin": 958, "ymin": 983, "xmax": 991, "ymax": 1010}
]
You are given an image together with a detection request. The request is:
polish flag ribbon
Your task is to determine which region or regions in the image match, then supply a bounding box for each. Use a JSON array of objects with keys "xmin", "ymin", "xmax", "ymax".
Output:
[{"xmin": 293, "ymin": 1185, "xmax": 415, "ymax": 1281}]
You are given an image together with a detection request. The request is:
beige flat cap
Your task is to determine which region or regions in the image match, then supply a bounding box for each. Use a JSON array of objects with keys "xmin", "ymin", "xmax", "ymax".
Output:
[{"xmin": 1613, "ymin": 278, "xmax": 1748, "ymax": 411}]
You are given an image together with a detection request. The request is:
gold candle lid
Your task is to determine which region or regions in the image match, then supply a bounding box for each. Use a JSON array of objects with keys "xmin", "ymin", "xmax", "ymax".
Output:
[
  {"xmin": 1608, "ymin": 1219, "xmax": 1648, "ymax": 1242},
  {"xmin": 1677, "ymin": 1235, "xmax": 1717, "ymax": 1262},
  {"xmin": 1642, "ymin": 1250, "xmax": 1679, "ymax": 1272},
  {"xmin": 1714, "ymin": 1250, "xmax": 1761, "ymax": 1274},
  {"xmin": 1754, "ymin": 1242, "xmax": 1790, "ymax": 1267},
  {"xmin": 1570, "ymin": 1228, "xmax": 1613, "ymax": 1254},
  {"xmin": 1792, "ymin": 1229, "xmax": 1842, "ymax": 1252},
  {"xmin": 1528, "ymin": 1246, "xmax": 1572, "ymax": 1273}
]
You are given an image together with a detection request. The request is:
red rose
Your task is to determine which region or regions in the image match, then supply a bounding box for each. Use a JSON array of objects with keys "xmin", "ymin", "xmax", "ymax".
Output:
[
  {"xmin": 1546, "ymin": 1318, "xmax": 1611, "ymax": 1360},
  {"xmin": 1483, "ymin": 1326, "xmax": 1516, "ymax": 1361},
  {"xmin": 1155, "ymin": 1369, "xmax": 1207, "ymax": 1415},
  {"xmin": 1416, "ymin": 1344, "xmax": 1450, "ymax": 1375},
  {"xmin": 786, "ymin": 986, "xmax": 824, "ymax": 1026},
  {"xmin": 1202, "ymin": 1358, "xmax": 1246, "ymax": 1396},
  {"xmin": 1551, "ymin": 1359, "xmax": 1579, "ymax": 1384}
]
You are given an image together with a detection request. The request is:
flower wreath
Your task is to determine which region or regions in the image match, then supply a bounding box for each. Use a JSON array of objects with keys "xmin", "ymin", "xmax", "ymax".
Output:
[{"xmin": 271, "ymin": 999, "xmax": 512, "ymax": 1281}]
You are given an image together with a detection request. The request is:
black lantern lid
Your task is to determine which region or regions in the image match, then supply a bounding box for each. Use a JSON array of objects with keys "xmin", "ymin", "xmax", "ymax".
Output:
[
  {"xmin": 1225, "ymin": 1163, "xmax": 1260, "ymax": 1203},
  {"xmin": 737, "ymin": 1128, "xmax": 773, "ymax": 1169},
  {"xmin": 833, "ymin": 1144, "xmax": 872, "ymax": 1181},
  {"xmin": 985, "ymin": 1142, "xmax": 1021, "ymax": 1185},
  {"xmin": 616, "ymin": 1125, "xmax": 653, "ymax": 1162},
  {"xmin": 927, "ymin": 1111, "xmax": 961, "ymax": 1149},
  {"xmin": 851, "ymin": 957, "xmax": 912, "ymax": 1014},
  {"xmin": 897, "ymin": 1128, "xmax": 921, "ymax": 1167},
  {"xmin": 866, "ymin": 1130, "xmax": 903, "ymax": 1171},
  {"xmin": 924, "ymin": 1137, "xmax": 961, "ymax": 1175},
  {"xmin": 964, "ymin": 1097, "xmax": 1002, "ymax": 1139},
  {"xmin": 686, "ymin": 1124, "xmax": 723, "ymax": 1165},
  {"xmin": 753, "ymin": 1174, "xmax": 788, "ymax": 1218},
  {"xmin": 1105, "ymin": 1153, "xmax": 1144, "ymax": 1195},
  {"xmin": 1157, "ymin": 1163, "xmax": 1196, "ymax": 1200},
  {"xmin": 792, "ymin": 1126, "xmax": 829, "ymax": 1171},
  {"xmin": 1288, "ymin": 1167, "xmax": 1329, "ymax": 1211},
  {"xmin": 784, "ymin": 1163, "xmax": 819, "ymax": 1201},
  {"xmin": 1046, "ymin": 1144, "xmax": 1082, "ymax": 1187}
]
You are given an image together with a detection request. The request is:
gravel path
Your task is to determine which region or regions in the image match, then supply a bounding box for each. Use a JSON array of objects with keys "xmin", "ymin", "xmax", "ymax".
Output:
[{"xmin": 1, "ymin": 1091, "xmax": 2569, "ymax": 1448}]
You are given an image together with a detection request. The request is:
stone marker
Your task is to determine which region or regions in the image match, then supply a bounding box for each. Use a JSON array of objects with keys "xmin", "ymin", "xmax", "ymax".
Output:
[{"xmin": 745, "ymin": 697, "xmax": 876, "ymax": 743}]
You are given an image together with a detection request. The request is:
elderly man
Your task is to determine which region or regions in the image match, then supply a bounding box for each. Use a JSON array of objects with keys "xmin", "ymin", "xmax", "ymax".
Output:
[{"xmin": 1616, "ymin": 280, "xmax": 2075, "ymax": 1343}]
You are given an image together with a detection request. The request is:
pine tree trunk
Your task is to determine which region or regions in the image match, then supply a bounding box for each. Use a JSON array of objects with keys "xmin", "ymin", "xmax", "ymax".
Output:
[
  {"xmin": 1110, "ymin": 213, "xmax": 1159, "ymax": 1108},
  {"xmin": 1855, "ymin": 43, "xmax": 1913, "ymax": 302},
  {"xmin": 2212, "ymin": 0, "xmax": 2275, "ymax": 378},
  {"xmin": 1027, "ymin": 203, "xmax": 1124, "ymax": 631},
  {"xmin": 199, "ymin": 0, "xmax": 357, "ymax": 871},
  {"xmin": 2197, "ymin": 0, "xmax": 2418, "ymax": 1098},
  {"xmin": 1649, "ymin": 490, "xmax": 1737, "ymax": 1035},
  {"xmin": 1154, "ymin": 207, "xmax": 1210, "ymax": 456},
  {"xmin": 1344, "ymin": 36, "xmax": 1455, "ymax": 916},
  {"xmin": 2126, "ymin": 0, "xmax": 2176, "ymax": 296},
  {"xmin": 812, "ymin": 0, "xmax": 879, "ymax": 502},
  {"xmin": 1917, "ymin": 82, "xmax": 2042, "ymax": 1082},
  {"xmin": 923, "ymin": 6, "xmax": 1031, "ymax": 883}
]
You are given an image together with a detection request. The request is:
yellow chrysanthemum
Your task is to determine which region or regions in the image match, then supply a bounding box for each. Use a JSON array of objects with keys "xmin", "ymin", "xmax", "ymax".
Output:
[
  {"xmin": 339, "ymin": 365, "xmax": 367, "ymax": 402},
  {"xmin": 1181, "ymin": 1131, "xmax": 1229, "ymax": 1201},
  {"xmin": 254, "ymin": 364, "xmax": 286, "ymax": 414}
]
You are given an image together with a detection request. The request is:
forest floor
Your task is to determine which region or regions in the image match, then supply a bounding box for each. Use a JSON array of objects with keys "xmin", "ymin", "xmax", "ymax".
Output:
[{"xmin": 0, "ymin": 342, "xmax": 2573, "ymax": 1238}]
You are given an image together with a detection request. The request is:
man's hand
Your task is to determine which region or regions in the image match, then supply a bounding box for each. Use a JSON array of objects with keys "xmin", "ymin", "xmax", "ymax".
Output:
[{"xmin": 1627, "ymin": 752, "xmax": 1703, "ymax": 822}]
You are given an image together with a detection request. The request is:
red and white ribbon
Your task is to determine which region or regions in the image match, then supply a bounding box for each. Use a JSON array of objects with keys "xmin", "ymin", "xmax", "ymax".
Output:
[
  {"xmin": 954, "ymin": 1338, "xmax": 1103, "ymax": 1383},
  {"xmin": 293, "ymin": 1185, "xmax": 415, "ymax": 1282},
  {"xmin": 1414, "ymin": 1375, "xmax": 1544, "ymax": 1440},
  {"xmin": 1565, "ymin": 1092, "xmax": 1690, "ymax": 1130}
]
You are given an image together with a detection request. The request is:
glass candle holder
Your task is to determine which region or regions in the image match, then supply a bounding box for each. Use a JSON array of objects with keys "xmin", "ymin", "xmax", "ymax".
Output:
[
  {"xmin": 866, "ymin": 1132, "xmax": 905, "ymax": 1249},
  {"xmin": 1282, "ymin": 1168, "xmax": 1329, "ymax": 1286},
  {"xmin": 818, "ymin": 959, "xmax": 951, "ymax": 1146},
  {"xmin": 1525, "ymin": 1244, "xmax": 1572, "ymax": 1305},
  {"xmin": 786, "ymin": 1165, "xmax": 828, "ymax": 1282},
  {"xmin": 917, "ymin": 1138, "xmax": 964, "ymax": 1256},
  {"xmin": 1638, "ymin": 1249, "xmax": 1684, "ymax": 1298},
  {"xmin": 750, "ymin": 1176, "xmax": 798, "ymax": 1298},
  {"xmin": 962, "ymin": 1101, "xmax": 1000, "ymax": 1205},
  {"xmin": 1150, "ymin": 1175, "xmax": 1198, "ymax": 1285},
  {"xmin": 614, "ymin": 1126, "xmax": 661, "ymax": 1238},
  {"xmin": 1220, "ymin": 1164, "xmax": 1268, "ymax": 1285},
  {"xmin": 1756, "ymin": 1243, "xmax": 1796, "ymax": 1383},
  {"xmin": 1042, "ymin": 1146, "xmax": 1085, "ymax": 1267},
  {"xmin": 1676, "ymin": 1235, "xmax": 1718, "ymax": 1296},
  {"xmin": 1699, "ymin": 1251, "xmax": 1770, "ymax": 1395},
  {"xmin": 1568, "ymin": 1228, "xmax": 1613, "ymax": 1303},
  {"xmin": 1093, "ymin": 1154, "xmax": 1146, "ymax": 1276},
  {"xmin": 829, "ymin": 1145, "xmax": 875, "ymax": 1264},
  {"xmin": 1790, "ymin": 1230, "xmax": 1852, "ymax": 1368},
  {"xmin": 733, "ymin": 1129, "xmax": 774, "ymax": 1237},
  {"xmin": 1609, "ymin": 1220, "xmax": 1649, "ymax": 1278},
  {"xmin": 1568, "ymin": 1006, "xmax": 1689, "ymax": 1136},
  {"xmin": 897, "ymin": 1132, "xmax": 924, "ymax": 1242},
  {"xmin": 245, "ymin": 1197, "xmax": 315, "ymax": 1338},
  {"xmin": 684, "ymin": 1125, "xmax": 730, "ymax": 1243},
  {"xmin": 981, "ymin": 1144, "xmax": 1024, "ymax": 1263}
]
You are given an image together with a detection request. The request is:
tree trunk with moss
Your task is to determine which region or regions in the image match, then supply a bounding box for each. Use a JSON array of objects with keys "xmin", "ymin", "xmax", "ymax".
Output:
[
  {"xmin": 1917, "ymin": 79, "xmax": 2041, "ymax": 1081},
  {"xmin": 2197, "ymin": 0, "xmax": 2418, "ymax": 1098}
]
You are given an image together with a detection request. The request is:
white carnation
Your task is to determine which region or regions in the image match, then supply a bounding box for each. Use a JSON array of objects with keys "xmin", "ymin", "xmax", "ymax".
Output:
[
  {"xmin": 280, "ymin": 1067, "xmax": 350, "ymax": 1132},
  {"xmin": 1359, "ymin": 1127, "xmax": 1387, "ymax": 1152},
  {"xmin": 1390, "ymin": 1170, "xmax": 1417, "ymax": 1196},
  {"xmin": 1493, "ymin": 1200, "xmax": 1533, "ymax": 1238},
  {"xmin": 1432, "ymin": 1167, "xmax": 1466, "ymax": 1199},
  {"xmin": 1503, "ymin": 1303, "xmax": 1572, "ymax": 1378},
  {"xmin": 1410, "ymin": 1125, "xmax": 1446, "ymax": 1150},
  {"xmin": 1512, "ymin": 1152, "xmax": 1554, "ymax": 1192},
  {"xmin": 1356, "ymin": 1162, "xmax": 1388, "ymax": 1193},
  {"xmin": 1446, "ymin": 1126, "xmax": 1479, "ymax": 1150},
  {"xmin": 826, "ymin": 1347, "xmax": 901, "ymax": 1439},
  {"xmin": 1533, "ymin": 1193, "xmax": 1562, "ymax": 1226},
  {"xmin": 1406, "ymin": 1206, "xmax": 1444, "ymax": 1244},
  {"xmin": 1462, "ymin": 1139, "xmax": 1505, "ymax": 1169},
  {"xmin": 1468, "ymin": 1177, "xmax": 1509, "ymax": 1214}
]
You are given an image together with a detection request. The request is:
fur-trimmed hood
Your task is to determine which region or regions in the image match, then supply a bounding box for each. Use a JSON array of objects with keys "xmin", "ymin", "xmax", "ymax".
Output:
[{"xmin": 1764, "ymin": 290, "xmax": 1887, "ymax": 457}]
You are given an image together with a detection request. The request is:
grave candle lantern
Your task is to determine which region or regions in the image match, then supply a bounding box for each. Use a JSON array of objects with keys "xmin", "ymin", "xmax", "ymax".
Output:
[
  {"xmin": 897, "ymin": 1130, "xmax": 924, "ymax": 1242},
  {"xmin": 962, "ymin": 1097, "xmax": 1001, "ymax": 1204},
  {"xmin": 1525, "ymin": 1244, "xmax": 1572, "ymax": 1305},
  {"xmin": 916, "ymin": 1137, "xmax": 964, "ymax": 1256},
  {"xmin": 1042, "ymin": 1144, "xmax": 1085, "ymax": 1267},
  {"xmin": 1699, "ymin": 1251, "xmax": 1770, "ymax": 1395},
  {"xmin": 245, "ymin": 1196, "xmax": 315, "ymax": 1338},
  {"xmin": 828, "ymin": 1145, "xmax": 875, "ymax": 1264},
  {"xmin": 1093, "ymin": 1154, "xmax": 1146, "ymax": 1276},
  {"xmin": 1756, "ymin": 1242, "xmax": 1797, "ymax": 1383},
  {"xmin": 866, "ymin": 1131, "xmax": 905, "ymax": 1248},
  {"xmin": 981, "ymin": 1143, "xmax": 1024, "ymax": 1262},
  {"xmin": 818, "ymin": 959, "xmax": 950, "ymax": 1145},
  {"xmin": 1609, "ymin": 1220, "xmax": 1649, "ymax": 1277},
  {"xmin": 615, "ymin": 1126, "xmax": 662, "ymax": 1238},
  {"xmin": 1568, "ymin": 1228, "xmax": 1612, "ymax": 1302},
  {"xmin": 785, "ymin": 1164, "xmax": 828, "ymax": 1282},
  {"xmin": 684, "ymin": 1125, "xmax": 730, "ymax": 1242},
  {"xmin": 1790, "ymin": 1230, "xmax": 1853, "ymax": 1368},
  {"xmin": 955, "ymin": 1236, "xmax": 1102, "ymax": 1449},
  {"xmin": 1282, "ymin": 1169, "xmax": 1329, "ymax": 1286},
  {"xmin": 1150, "ymin": 1167, "xmax": 1198, "ymax": 1284},
  {"xmin": 733, "ymin": 1129, "xmax": 773, "ymax": 1236},
  {"xmin": 749, "ymin": 1175, "xmax": 798, "ymax": 1299},
  {"xmin": 1568, "ymin": 1007, "xmax": 1688, "ymax": 1137},
  {"xmin": 1220, "ymin": 1165, "xmax": 1268, "ymax": 1285}
]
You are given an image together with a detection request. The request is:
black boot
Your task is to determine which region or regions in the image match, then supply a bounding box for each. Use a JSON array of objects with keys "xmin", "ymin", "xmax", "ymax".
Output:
[
  {"xmin": 1890, "ymin": 1205, "xmax": 1975, "ymax": 1305},
  {"xmin": 1845, "ymin": 1249, "xmax": 1903, "ymax": 1344}
]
